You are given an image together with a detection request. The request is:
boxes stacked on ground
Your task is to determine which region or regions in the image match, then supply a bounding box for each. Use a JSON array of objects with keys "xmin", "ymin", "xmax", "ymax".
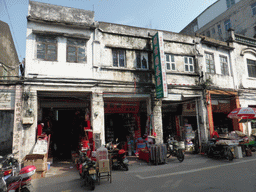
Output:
[{"xmin": 23, "ymin": 154, "xmax": 47, "ymax": 179}]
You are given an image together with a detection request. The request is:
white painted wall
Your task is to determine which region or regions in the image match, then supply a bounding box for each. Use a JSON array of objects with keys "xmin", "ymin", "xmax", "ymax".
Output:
[
  {"xmin": 25, "ymin": 22, "xmax": 94, "ymax": 79},
  {"xmin": 242, "ymin": 52, "xmax": 256, "ymax": 89},
  {"xmin": 197, "ymin": 0, "xmax": 240, "ymax": 29}
]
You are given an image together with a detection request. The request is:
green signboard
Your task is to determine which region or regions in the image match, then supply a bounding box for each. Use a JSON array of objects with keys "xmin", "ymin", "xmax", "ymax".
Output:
[{"xmin": 152, "ymin": 32, "xmax": 168, "ymax": 99}]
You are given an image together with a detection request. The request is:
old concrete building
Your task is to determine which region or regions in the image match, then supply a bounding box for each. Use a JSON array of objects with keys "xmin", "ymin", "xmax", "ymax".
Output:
[
  {"xmin": 180, "ymin": 0, "xmax": 256, "ymax": 41},
  {"xmin": 0, "ymin": 20, "xmax": 21, "ymax": 155},
  {"xmin": 17, "ymin": 1, "xmax": 256, "ymax": 160}
]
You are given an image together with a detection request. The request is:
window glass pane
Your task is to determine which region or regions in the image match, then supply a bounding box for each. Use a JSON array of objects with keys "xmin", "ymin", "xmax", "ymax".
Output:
[
  {"xmin": 47, "ymin": 44, "xmax": 57, "ymax": 61},
  {"xmin": 171, "ymin": 55, "xmax": 175, "ymax": 62},
  {"xmin": 113, "ymin": 50, "xmax": 118, "ymax": 67},
  {"xmin": 172, "ymin": 63, "xmax": 175, "ymax": 70},
  {"xmin": 141, "ymin": 55, "xmax": 147, "ymax": 69},
  {"xmin": 78, "ymin": 47, "xmax": 86, "ymax": 62},
  {"xmin": 190, "ymin": 65, "xmax": 193, "ymax": 72},
  {"xmin": 189, "ymin": 57, "xmax": 193, "ymax": 64},
  {"xmin": 67, "ymin": 47, "xmax": 76, "ymax": 62},
  {"xmin": 166, "ymin": 55, "xmax": 169, "ymax": 62},
  {"xmin": 166, "ymin": 63, "xmax": 170, "ymax": 70},
  {"xmin": 37, "ymin": 43, "xmax": 46, "ymax": 59},
  {"xmin": 184, "ymin": 57, "xmax": 188, "ymax": 63},
  {"xmin": 119, "ymin": 50, "xmax": 125, "ymax": 67},
  {"xmin": 137, "ymin": 52, "xmax": 141, "ymax": 68},
  {"xmin": 185, "ymin": 65, "xmax": 188, "ymax": 71}
]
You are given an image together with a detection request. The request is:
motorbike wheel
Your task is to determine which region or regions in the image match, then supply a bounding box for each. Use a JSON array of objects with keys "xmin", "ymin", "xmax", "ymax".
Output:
[
  {"xmin": 226, "ymin": 149, "xmax": 234, "ymax": 161},
  {"xmin": 19, "ymin": 187, "xmax": 31, "ymax": 192},
  {"xmin": 88, "ymin": 178, "xmax": 95, "ymax": 191},
  {"xmin": 177, "ymin": 149, "xmax": 184, "ymax": 162},
  {"xmin": 166, "ymin": 146, "xmax": 172, "ymax": 158},
  {"xmin": 122, "ymin": 164, "xmax": 129, "ymax": 171}
]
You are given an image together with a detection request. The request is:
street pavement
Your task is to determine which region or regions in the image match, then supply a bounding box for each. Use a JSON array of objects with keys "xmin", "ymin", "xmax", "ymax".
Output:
[{"xmin": 32, "ymin": 152, "xmax": 256, "ymax": 192}]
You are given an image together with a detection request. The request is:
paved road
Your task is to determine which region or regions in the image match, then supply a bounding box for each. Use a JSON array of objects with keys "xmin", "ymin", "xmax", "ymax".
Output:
[{"xmin": 32, "ymin": 154, "xmax": 256, "ymax": 192}]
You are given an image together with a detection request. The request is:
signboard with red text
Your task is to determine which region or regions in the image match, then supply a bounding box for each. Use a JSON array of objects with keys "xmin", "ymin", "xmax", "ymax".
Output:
[{"xmin": 152, "ymin": 32, "xmax": 167, "ymax": 98}]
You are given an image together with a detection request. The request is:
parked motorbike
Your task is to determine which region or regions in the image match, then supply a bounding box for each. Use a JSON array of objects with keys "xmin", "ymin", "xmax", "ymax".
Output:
[
  {"xmin": 0, "ymin": 152, "xmax": 20, "ymax": 178},
  {"xmin": 166, "ymin": 135, "xmax": 185, "ymax": 162},
  {"xmin": 106, "ymin": 140, "xmax": 129, "ymax": 171},
  {"xmin": 207, "ymin": 139, "xmax": 234, "ymax": 161},
  {"xmin": 78, "ymin": 150, "xmax": 97, "ymax": 191},
  {"xmin": 0, "ymin": 155, "xmax": 36, "ymax": 192}
]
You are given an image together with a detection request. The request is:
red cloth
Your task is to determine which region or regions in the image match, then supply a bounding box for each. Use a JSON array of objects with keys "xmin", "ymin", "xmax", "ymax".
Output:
[
  {"xmin": 212, "ymin": 130, "xmax": 219, "ymax": 138},
  {"xmin": 37, "ymin": 124, "xmax": 43, "ymax": 136}
]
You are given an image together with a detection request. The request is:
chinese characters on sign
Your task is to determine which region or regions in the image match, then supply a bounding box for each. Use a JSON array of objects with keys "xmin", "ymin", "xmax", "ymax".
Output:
[
  {"xmin": 152, "ymin": 32, "xmax": 168, "ymax": 99},
  {"xmin": 0, "ymin": 91, "xmax": 15, "ymax": 110}
]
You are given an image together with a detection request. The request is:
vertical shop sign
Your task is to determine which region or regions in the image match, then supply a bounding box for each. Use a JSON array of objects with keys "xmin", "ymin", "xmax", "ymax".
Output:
[{"xmin": 152, "ymin": 32, "xmax": 168, "ymax": 99}]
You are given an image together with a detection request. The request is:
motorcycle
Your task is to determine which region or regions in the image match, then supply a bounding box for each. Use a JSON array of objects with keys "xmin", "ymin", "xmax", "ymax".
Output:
[
  {"xmin": 106, "ymin": 140, "xmax": 129, "ymax": 171},
  {"xmin": 166, "ymin": 135, "xmax": 185, "ymax": 162},
  {"xmin": 81, "ymin": 156, "xmax": 97, "ymax": 190},
  {"xmin": 78, "ymin": 150, "xmax": 97, "ymax": 191},
  {"xmin": 0, "ymin": 154, "xmax": 36, "ymax": 192},
  {"xmin": 207, "ymin": 139, "xmax": 234, "ymax": 161},
  {"xmin": 0, "ymin": 152, "xmax": 20, "ymax": 178}
]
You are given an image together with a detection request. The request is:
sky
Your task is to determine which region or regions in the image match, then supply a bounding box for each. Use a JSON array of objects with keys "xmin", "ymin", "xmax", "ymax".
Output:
[{"xmin": 0, "ymin": 0, "xmax": 217, "ymax": 62}]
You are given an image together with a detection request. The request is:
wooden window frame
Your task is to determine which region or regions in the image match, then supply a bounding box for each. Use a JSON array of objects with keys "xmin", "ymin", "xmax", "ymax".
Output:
[
  {"xmin": 66, "ymin": 38, "xmax": 87, "ymax": 63},
  {"xmin": 247, "ymin": 59, "xmax": 256, "ymax": 78},
  {"xmin": 165, "ymin": 54, "xmax": 176, "ymax": 71},
  {"xmin": 36, "ymin": 35, "xmax": 57, "ymax": 61},
  {"xmin": 220, "ymin": 55, "xmax": 229, "ymax": 76},
  {"xmin": 184, "ymin": 56, "xmax": 194, "ymax": 72},
  {"xmin": 112, "ymin": 49, "xmax": 126, "ymax": 67},
  {"xmin": 205, "ymin": 52, "xmax": 215, "ymax": 74}
]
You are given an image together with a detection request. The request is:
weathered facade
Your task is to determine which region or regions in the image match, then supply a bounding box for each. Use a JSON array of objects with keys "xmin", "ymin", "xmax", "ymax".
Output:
[
  {"xmin": 0, "ymin": 20, "xmax": 21, "ymax": 155},
  {"xmin": 16, "ymin": 1, "xmax": 256, "ymax": 160},
  {"xmin": 180, "ymin": 0, "xmax": 256, "ymax": 41}
]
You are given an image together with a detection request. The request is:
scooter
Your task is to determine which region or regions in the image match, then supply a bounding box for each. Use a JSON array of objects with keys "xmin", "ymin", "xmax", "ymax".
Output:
[
  {"xmin": 0, "ymin": 152, "xmax": 20, "ymax": 178},
  {"xmin": 207, "ymin": 139, "xmax": 234, "ymax": 161},
  {"xmin": 77, "ymin": 149, "xmax": 97, "ymax": 191},
  {"xmin": 0, "ymin": 156, "xmax": 36, "ymax": 192},
  {"xmin": 166, "ymin": 135, "xmax": 185, "ymax": 162}
]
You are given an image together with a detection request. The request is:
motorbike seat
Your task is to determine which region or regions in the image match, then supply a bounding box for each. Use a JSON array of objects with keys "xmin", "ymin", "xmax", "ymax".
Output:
[{"xmin": 6, "ymin": 175, "xmax": 22, "ymax": 186}]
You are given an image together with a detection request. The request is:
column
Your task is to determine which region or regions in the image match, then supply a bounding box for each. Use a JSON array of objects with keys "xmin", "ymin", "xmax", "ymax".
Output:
[
  {"xmin": 91, "ymin": 91, "xmax": 105, "ymax": 147},
  {"xmin": 153, "ymin": 99, "xmax": 163, "ymax": 144}
]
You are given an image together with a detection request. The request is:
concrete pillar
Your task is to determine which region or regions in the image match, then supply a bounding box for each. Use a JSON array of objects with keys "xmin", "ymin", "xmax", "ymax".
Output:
[
  {"xmin": 197, "ymin": 96, "xmax": 209, "ymax": 143},
  {"xmin": 12, "ymin": 85, "xmax": 23, "ymax": 161},
  {"xmin": 153, "ymin": 98, "xmax": 163, "ymax": 144},
  {"xmin": 91, "ymin": 91, "xmax": 105, "ymax": 147}
]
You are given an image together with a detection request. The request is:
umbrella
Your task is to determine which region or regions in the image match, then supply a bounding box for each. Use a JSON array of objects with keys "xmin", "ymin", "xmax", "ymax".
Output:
[{"xmin": 227, "ymin": 107, "xmax": 256, "ymax": 119}]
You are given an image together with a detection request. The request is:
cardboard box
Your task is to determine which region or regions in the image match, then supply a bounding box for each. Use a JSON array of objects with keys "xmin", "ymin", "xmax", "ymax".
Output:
[
  {"xmin": 98, "ymin": 159, "xmax": 110, "ymax": 173},
  {"xmin": 31, "ymin": 171, "xmax": 46, "ymax": 180},
  {"xmin": 23, "ymin": 154, "xmax": 47, "ymax": 171}
]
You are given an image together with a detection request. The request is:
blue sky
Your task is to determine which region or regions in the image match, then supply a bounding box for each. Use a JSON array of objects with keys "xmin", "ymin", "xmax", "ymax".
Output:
[{"xmin": 0, "ymin": 0, "xmax": 217, "ymax": 62}]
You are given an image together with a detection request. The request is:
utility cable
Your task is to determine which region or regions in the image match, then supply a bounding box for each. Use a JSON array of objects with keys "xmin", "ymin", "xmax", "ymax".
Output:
[{"xmin": 3, "ymin": 0, "xmax": 22, "ymax": 62}]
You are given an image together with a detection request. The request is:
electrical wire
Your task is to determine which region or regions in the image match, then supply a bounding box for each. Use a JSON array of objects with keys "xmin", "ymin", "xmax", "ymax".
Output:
[{"xmin": 3, "ymin": 0, "xmax": 22, "ymax": 62}]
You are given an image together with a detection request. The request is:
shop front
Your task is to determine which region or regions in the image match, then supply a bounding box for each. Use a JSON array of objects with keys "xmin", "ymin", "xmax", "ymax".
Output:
[
  {"xmin": 38, "ymin": 91, "xmax": 92, "ymax": 159},
  {"xmin": 103, "ymin": 98, "xmax": 148, "ymax": 156},
  {"xmin": 206, "ymin": 90, "xmax": 242, "ymax": 138}
]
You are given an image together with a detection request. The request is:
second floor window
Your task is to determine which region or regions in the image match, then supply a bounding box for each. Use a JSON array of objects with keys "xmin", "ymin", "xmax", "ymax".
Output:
[
  {"xmin": 224, "ymin": 19, "xmax": 231, "ymax": 31},
  {"xmin": 67, "ymin": 38, "xmax": 86, "ymax": 63},
  {"xmin": 165, "ymin": 54, "xmax": 175, "ymax": 71},
  {"xmin": 251, "ymin": 2, "xmax": 256, "ymax": 16},
  {"xmin": 205, "ymin": 53, "xmax": 215, "ymax": 74},
  {"xmin": 226, "ymin": 0, "xmax": 235, "ymax": 9},
  {"xmin": 136, "ymin": 51, "xmax": 148, "ymax": 69},
  {"xmin": 218, "ymin": 25, "xmax": 222, "ymax": 35},
  {"xmin": 113, "ymin": 49, "xmax": 125, "ymax": 67},
  {"xmin": 184, "ymin": 56, "xmax": 194, "ymax": 72},
  {"xmin": 36, "ymin": 35, "xmax": 57, "ymax": 61},
  {"xmin": 220, "ymin": 56, "xmax": 229, "ymax": 75},
  {"xmin": 247, "ymin": 59, "xmax": 256, "ymax": 78}
]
